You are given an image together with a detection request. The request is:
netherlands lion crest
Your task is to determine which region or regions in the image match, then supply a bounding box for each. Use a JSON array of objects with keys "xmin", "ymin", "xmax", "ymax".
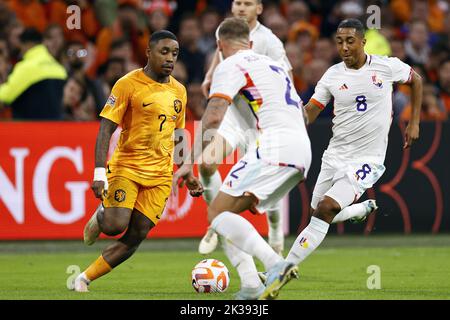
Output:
[
  {"xmin": 174, "ymin": 99, "xmax": 182, "ymax": 113},
  {"xmin": 114, "ymin": 189, "xmax": 126, "ymax": 202}
]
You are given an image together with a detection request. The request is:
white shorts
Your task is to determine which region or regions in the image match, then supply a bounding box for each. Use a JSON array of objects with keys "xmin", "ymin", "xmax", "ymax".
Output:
[
  {"xmin": 220, "ymin": 151, "xmax": 305, "ymax": 213},
  {"xmin": 217, "ymin": 103, "xmax": 256, "ymax": 151},
  {"xmin": 311, "ymin": 154, "xmax": 385, "ymax": 210}
]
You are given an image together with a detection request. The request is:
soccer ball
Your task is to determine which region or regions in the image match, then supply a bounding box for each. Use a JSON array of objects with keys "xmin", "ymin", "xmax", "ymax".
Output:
[{"xmin": 191, "ymin": 259, "xmax": 230, "ymax": 293}]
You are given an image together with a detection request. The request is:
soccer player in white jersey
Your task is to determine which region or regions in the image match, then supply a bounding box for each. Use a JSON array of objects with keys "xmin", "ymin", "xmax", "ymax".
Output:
[
  {"xmin": 281, "ymin": 18, "xmax": 423, "ymax": 287},
  {"xmin": 197, "ymin": 0, "xmax": 293, "ymax": 256},
  {"xmin": 175, "ymin": 17, "xmax": 310, "ymax": 300}
]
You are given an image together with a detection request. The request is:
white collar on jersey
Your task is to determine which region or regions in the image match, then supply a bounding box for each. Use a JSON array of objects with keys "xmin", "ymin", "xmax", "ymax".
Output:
[
  {"xmin": 343, "ymin": 53, "xmax": 372, "ymax": 72},
  {"xmin": 250, "ymin": 21, "xmax": 261, "ymax": 35}
]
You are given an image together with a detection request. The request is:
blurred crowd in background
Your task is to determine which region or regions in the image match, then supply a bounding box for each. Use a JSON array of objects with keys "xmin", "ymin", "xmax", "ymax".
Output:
[{"xmin": 0, "ymin": 0, "xmax": 449, "ymax": 122}]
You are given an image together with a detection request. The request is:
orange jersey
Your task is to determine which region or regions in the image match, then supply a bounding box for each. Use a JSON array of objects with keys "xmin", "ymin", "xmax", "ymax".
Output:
[{"xmin": 100, "ymin": 69, "xmax": 186, "ymax": 186}]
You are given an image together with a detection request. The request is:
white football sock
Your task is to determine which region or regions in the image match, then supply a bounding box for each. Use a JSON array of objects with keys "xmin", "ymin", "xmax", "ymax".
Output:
[
  {"xmin": 331, "ymin": 203, "xmax": 368, "ymax": 223},
  {"xmin": 199, "ymin": 170, "xmax": 222, "ymax": 205},
  {"xmin": 220, "ymin": 236, "xmax": 261, "ymax": 289},
  {"xmin": 286, "ymin": 216, "xmax": 329, "ymax": 265},
  {"xmin": 267, "ymin": 202, "xmax": 283, "ymax": 249},
  {"xmin": 212, "ymin": 211, "xmax": 282, "ymax": 270},
  {"xmin": 79, "ymin": 272, "xmax": 91, "ymax": 284}
]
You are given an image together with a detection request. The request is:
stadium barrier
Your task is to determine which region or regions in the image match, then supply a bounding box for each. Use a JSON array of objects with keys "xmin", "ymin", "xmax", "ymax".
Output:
[
  {"xmin": 0, "ymin": 121, "xmax": 267, "ymax": 240},
  {"xmin": 0, "ymin": 120, "xmax": 448, "ymax": 239}
]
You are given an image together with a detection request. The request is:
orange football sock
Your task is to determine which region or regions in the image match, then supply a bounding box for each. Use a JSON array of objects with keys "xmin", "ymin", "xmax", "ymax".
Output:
[{"xmin": 84, "ymin": 255, "xmax": 112, "ymax": 282}]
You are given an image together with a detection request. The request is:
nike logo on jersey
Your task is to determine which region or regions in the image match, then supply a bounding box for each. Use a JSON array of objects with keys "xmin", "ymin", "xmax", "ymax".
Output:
[
  {"xmin": 142, "ymin": 102, "xmax": 154, "ymax": 107},
  {"xmin": 339, "ymin": 84, "xmax": 348, "ymax": 90}
]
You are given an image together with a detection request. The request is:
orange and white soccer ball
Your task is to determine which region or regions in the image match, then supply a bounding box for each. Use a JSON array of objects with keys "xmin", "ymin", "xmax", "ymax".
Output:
[{"xmin": 191, "ymin": 259, "xmax": 230, "ymax": 293}]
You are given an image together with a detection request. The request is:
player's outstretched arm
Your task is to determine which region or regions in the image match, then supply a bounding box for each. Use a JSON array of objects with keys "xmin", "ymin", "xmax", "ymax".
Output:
[
  {"xmin": 404, "ymin": 70, "xmax": 423, "ymax": 149},
  {"xmin": 304, "ymin": 101, "xmax": 323, "ymax": 125},
  {"xmin": 172, "ymin": 129, "xmax": 204, "ymax": 197},
  {"xmin": 91, "ymin": 117, "xmax": 118, "ymax": 199},
  {"xmin": 201, "ymin": 49, "xmax": 221, "ymax": 97}
]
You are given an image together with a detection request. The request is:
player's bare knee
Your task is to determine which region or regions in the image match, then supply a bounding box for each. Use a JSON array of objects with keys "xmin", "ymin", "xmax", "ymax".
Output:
[
  {"xmin": 101, "ymin": 220, "xmax": 128, "ymax": 236},
  {"xmin": 199, "ymin": 162, "xmax": 217, "ymax": 178},
  {"xmin": 314, "ymin": 198, "xmax": 341, "ymax": 223}
]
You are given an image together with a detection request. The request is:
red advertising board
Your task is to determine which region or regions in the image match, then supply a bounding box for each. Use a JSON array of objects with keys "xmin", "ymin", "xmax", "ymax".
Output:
[{"xmin": 0, "ymin": 121, "xmax": 268, "ymax": 239}]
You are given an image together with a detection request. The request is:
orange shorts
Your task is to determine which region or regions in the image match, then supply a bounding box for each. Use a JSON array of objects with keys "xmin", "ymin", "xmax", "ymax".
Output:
[{"xmin": 102, "ymin": 175, "xmax": 171, "ymax": 225}]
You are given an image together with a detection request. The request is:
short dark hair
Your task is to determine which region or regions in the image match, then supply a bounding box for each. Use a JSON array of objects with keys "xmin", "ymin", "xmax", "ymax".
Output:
[
  {"xmin": 149, "ymin": 30, "xmax": 178, "ymax": 45},
  {"xmin": 218, "ymin": 17, "xmax": 250, "ymax": 42},
  {"xmin": 19, "ymin": 28, "xmax": 42, "ymax": 44},
  {"xmin": 337, "ymin": 18, "xmax": 365, "ymax": 38}
]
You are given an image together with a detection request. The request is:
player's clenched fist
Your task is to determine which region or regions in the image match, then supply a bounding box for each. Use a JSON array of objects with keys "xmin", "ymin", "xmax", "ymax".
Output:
[
  {"xmin": 185, "ymin": 175, "xmax": 204, "ymax": 197},
  {"xmin": 91, "ymin": 167, "xmax": 108, "ymax": 199},
  {"xmin": 173, "ymin": 164, "xmax": 204, "ymax": 197}
]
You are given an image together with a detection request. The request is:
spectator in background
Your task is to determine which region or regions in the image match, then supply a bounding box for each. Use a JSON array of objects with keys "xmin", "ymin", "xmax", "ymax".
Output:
[
  {"xmin": 186, "ymin": 81, "xmax": 206, "ymax": 121},
  {"xmin": 66, "ymin": 40, "xmax": 106, "ymax": 116},
  {"xmin": 390, "ymin": 0, "xmax": 446, "ymax": 33},
  {"xmin": 390, "ymin": 38, "xmax": 409, "ymax": 62},
  {"xmin": 401, "ymin": 83, "xmax": 447, "ymax": 121},
  {"xmin": 145, "ymin": 0, "xmax": 172, "ymax": 33},
  {"xmin": 264, "ymin": 13, "xmax": 289, "ymax": 43},
  {"xmin": 7, "ymin": 0, "xmax": 47, "ymax": 33},
  {"xmin": 0, "ymin": 28, "xmax": 67, "ymax": 119},
  {"xmin": 172, "ymin": 60, "xmax": 188, "ymax": 85},
  {"xmin": 0, "ymin": 1, "xmax": 14, "ymax": 33},
  {"xmin": 93, "ymin": 0, "xmax": 118, "ymax": 28},
  {"xmin": 426, "ymin": 43, "xmax": 449, "ymax": 82},
  {"xmin": 63, "ymin": 76, "xmax": 96, "ymax": 121},
  {"xmin": 313, "ymin": 37, "xmax": 338, "ymax": 66},
  {"xmin": 299, "ymin": 58, "xmax": 333, "ymax": 118},
  {"xmin": 405, "ymin": 19, "xmax": 431, "ymax": 65},
  {"xmin": 198, "ymin": 7, "xmax": 222, "ymax": 55},
  {"xmin": 5, "ymin": 20, "xmax": 25, "ymax": 64},
  {"xmin": 285, "ymin": 0, "xmax": 311, "ymax": 26},
  {"xmin": 339, "ymin": 0, "xmax": 364, "ymax": 20},
  {"xmin": 364, "ymin": 28, "xmax": 392, "ymax": 56},
  {"xmin": 109, "ymin": 38, "xmax": 141, "ymax": 72},
  {"xmin": 288, "ymin": 20, "xmax": 319, "ymax": 64},
  {"xmin": 260, "ymin": 1, "xmax": 282, "ymax": 25},
  {"xmin": 97, "ymin": 57, "xmax": 126, "ymax": 100},
  {"xmin": 93, "ymin": 2, "xmax": 149, "ymax": 76},
  {"xmin": 437, "ymin": 59, "xmax": 450, "ymax": 113},
  {"xmin": 0, "ymin": 37, "xmax": 10, "ymax": 82},
  {"xmin": 178, "ymin": 13, "xmax": 205, "ymax": 83},
  {"xmin": 0, "ymin": 39, "xmax": 12, "ymax": 119},
  {"xmin": 43, "ymin": 24, "xmax": 66, "ymax": 63},
  {"xmin": 285, "ymin": 42, "xmax": 306, "ymax": 93}
]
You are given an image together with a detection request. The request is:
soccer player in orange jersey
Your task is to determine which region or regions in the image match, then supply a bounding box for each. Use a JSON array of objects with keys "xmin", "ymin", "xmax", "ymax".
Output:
[{"xmin": 72, "ymin": 30, "xmax": 203, "ymax": 292}]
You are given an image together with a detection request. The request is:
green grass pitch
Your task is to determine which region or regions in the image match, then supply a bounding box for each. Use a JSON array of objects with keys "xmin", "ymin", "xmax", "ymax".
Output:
[{"xmin": 0, "ymin": 235, "xmax": 449, "ymax": 300}]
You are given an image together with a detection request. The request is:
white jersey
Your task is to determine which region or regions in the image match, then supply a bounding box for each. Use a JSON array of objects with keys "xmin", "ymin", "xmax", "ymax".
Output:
[
  {"xmin": 210, "ymin": 49, "xmax": 310, "ymax": 172},
  {"xmin": 310, "ymin": 54, "xmax": 412, "ymax": 164},
  {"xmin": 216, "ymin": 21, "xmax": 292, "ymax": 72}
]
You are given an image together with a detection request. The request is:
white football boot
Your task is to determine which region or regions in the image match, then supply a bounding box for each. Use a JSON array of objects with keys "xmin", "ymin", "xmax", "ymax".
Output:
[
  {"xmin": 73, "ymin": 273, "xmax": 90, "ymax": 292},
  {"xmin": 198, "ymin": 226, "xmax": 219, "ymax": 255},
  {"xmin": 349, "ymin": 199, "xmax": 378, "ymax": 224}
]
